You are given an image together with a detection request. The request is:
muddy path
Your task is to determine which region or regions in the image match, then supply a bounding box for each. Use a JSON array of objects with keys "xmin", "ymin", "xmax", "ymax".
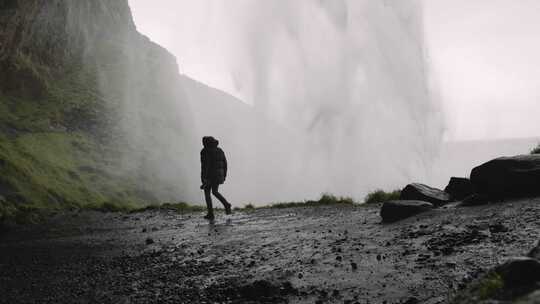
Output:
[{"xmin": 1, "ymin": 199, "xmax": 539, "ymax": 304}]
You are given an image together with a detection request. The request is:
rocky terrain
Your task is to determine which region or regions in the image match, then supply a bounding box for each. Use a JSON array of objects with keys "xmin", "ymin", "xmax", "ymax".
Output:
[{"xmin": 1, "ymin": 197, "xmax": 539, "ymax": 304}]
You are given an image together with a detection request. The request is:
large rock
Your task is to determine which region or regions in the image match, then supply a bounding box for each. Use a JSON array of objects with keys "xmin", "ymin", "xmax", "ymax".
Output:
[
  {"xmin": 495, "ymin": 257, "xmax": 540, "ymax": 287},
  {"xmin": 380, "ymin": 200, "xmax": 433, "ymax": 223},
  {"xmin": 515, "ymin": 290, "xmax": 540, "ymax": 304},
  {"xmin": 444, "ymin": 177, "xmax": 475, "ymax": 201},
  {"xmin": 470, "ymin": 155, "xmax": 540, "ymax": 198},
  {"xmin": 400, "ymin": 183, "xmax": 451, "ymax": 207}
]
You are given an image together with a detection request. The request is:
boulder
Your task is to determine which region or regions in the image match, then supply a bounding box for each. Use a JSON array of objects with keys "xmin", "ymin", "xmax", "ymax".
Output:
[
  {"xmin": 495, "ymin": 257, "xmax": 540, "ymax": 287},
  {"xmin": 470, "ymin": 155, "xmax": 540, "ymax": 198},
  {"xmin": 515, "ymin": 290, "xmax": 540, "ymax": 304},
  {"xmin": 444, "ymin": 177, "xmax": 475, "ymax": 201},
  {"xmin": 380, "ymin": 200, "xmax": 433, "ymax": 223},
  {"xmin": 400, "ymin": 183, "xmax": 451, "ymax": 207}
]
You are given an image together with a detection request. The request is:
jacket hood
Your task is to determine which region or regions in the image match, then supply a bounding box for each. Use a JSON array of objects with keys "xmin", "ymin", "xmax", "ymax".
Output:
[{"xmin": 203, "ymin": 136, "xmax": 219, "ymax": 148}]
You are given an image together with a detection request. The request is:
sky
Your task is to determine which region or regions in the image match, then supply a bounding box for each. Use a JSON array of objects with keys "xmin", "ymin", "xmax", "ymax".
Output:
[{"xmin": 128, "ymin": 0, "xmax": 540, "ymax": 141}]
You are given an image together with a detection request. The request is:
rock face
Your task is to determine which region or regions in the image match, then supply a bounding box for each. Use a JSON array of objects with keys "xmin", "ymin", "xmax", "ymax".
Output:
[
  {"xmin": 380, "ymin": 200, "xmax": 433, "ymax": 223},
  {"xmin": 0, "ymin": 0, "xmax": 199, "ymax": 207},
  {"xmin": 400, "ymin": 183, "xmax": 451, "ymax": 207},
  {"xmin": 444, "ymin": 177, "xmax": 475, "ymax": 201},
  {"xmin": 470, "ymin": 155, "xmax": 540, "ymax": 198},
  {"xmin": 0, "ymin": 0, "xmax": 143, "ymax": 99}
]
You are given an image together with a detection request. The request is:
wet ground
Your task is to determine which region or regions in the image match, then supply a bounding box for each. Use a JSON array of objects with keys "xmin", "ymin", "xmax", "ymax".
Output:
[{"xmin": 1, "ymin": 199, "xmax": 539, "ymax": 304}]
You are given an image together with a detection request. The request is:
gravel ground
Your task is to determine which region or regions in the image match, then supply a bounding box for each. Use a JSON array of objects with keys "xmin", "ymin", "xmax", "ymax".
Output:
[{"xmin": 1, "ymin": 199, "xmax": 539, "ymax": 304}]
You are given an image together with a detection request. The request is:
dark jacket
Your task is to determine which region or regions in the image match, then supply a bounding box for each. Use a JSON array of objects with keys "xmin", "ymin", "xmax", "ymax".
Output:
[{"xmin": 201, "ymin": 137, "xmax": 227, "ymax": 184}]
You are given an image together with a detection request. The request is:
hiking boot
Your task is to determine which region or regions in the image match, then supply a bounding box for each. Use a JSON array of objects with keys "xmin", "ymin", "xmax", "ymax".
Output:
[
  {"xmin": 203, "ymin": 213, "xmax": 215, "ymax": 220},
  {"xmin": 224, "ymin": 203, "xmax": 232, "ymax": 215}
]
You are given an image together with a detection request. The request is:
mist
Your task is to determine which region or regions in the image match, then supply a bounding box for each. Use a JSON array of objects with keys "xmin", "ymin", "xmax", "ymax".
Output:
[{"xmin": 117, "ymin": 0, "xmax": 446, "ymax": 205}]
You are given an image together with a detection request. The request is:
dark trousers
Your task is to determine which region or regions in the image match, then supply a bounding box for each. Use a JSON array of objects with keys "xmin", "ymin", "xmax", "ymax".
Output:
[{"xmin": 204, "ymin": 183, "xmax": 229, "ymax": 215}]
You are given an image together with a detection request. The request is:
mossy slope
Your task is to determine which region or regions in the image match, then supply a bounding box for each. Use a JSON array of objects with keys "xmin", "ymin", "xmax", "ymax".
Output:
[{"xmin": 0, "ymin": 0, "xmax": 186, "ymax": 217}]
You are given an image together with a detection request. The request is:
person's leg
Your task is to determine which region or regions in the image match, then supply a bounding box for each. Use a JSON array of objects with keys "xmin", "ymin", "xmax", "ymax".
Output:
[
  {"xmin": 204, "ymin": 186, "xmax": 214, "ymax": 219},
  {"xmin": 211, "ymin": 184, "xmax": 231, "ymax": 214}
]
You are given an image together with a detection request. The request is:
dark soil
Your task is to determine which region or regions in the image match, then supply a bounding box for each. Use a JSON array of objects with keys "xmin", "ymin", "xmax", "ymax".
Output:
[{"xmin": 1, "ymin": 199, "xmax": 540, "ymax": 303}]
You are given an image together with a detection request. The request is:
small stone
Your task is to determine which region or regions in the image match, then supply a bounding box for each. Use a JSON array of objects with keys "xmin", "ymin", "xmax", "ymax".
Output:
[
  {"xmin": 442, "ymin": 247, "xmax": 454, "ymax": 255},
  {"xmin": 489, "ymin": 223, "xmax": 508, "ymax": 233},
  {"xmin": 145, "ymin": 238, "xmax": 154, "ymax": 245}
]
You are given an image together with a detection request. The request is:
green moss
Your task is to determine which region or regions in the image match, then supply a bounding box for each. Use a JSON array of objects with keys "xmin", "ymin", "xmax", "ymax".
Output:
[
  {"xmin": 477, "ymin": 273, "xmax": 504, "ymax": 300},
  {"xmin": 0, "ymin": 200, "xmax": 45, "ymax": 225},
  {"xmin": 243, "ymin": 203, "xmax": 255, "ymax": 210},
  {"xmin": 0, "ymin": 17, "xmax": 179, "ymax": 217},
  {"xmin": 0, "ymin": 131, "xmax": 156, "ymax": 211},
  {"xmin": 132, "ymin": 202, "xmax": 205, "ymax": 213},
  {"xmin": 450, "ymin": 272, "xmax": 506, "ymax": 304},
  {"xmin": 0, "ymin": 201, "xmax": 17, "ymax": 222},
  {"xmin": 86, "ymin": 201, "xmax": 136, "ymax": 213},
  {"xmin": 256, "ymin": 194, "xmax": 355, "ymax": 210},
  {"xmin": 363, "ymin": 189, "xmax": 401, "ymax": 204}
]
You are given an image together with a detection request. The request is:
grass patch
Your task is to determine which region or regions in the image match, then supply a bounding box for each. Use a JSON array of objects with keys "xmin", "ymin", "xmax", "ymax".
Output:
[
  {"xmin": 232, "ymin": 194, "xmax": 355, "ymax": 212},
  {"xmin": 531, "ymin": 143, "xmax": 540, "ymax": 154},
  {"xmin": 0, "ymin": 200, "xmax": 207, "ymax": 227},
  {"xmin": 133, "ymin": 202, "xmax": 205, "ymax": 214},
  {"xmin": 266, "ymin": 194, "xmax": 355, "ymax": 209},
  {"xmin": 363, "ymin": 189, "xmax": 401, "ymax": 204},
  {"xmin": 476, "ymin": 272, "xmax": 504, "ymax": 300},
  {"xmin": 86, "ymin": 201, "xmax": 137, "ymax": 213},
  {"xmin": 451, "ymin": 272, "xmax": 505, "ymax": 304},
  {"xmin": 0, "ymin": 132, "xmax": 153, "ymax": 209},
  {"xmin": 0, "ymin": 201, "xmax": 46, "ymax": 225}
]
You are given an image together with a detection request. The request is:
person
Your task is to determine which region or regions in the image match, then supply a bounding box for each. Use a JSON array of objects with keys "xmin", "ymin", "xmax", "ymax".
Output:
[{"xmin": 200, "ymin": 136, "xmax": 232, "ymax": 220}]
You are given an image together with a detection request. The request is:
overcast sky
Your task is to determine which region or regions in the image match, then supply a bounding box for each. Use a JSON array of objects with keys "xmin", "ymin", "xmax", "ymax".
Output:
[{"xmin": 128, "ymin": 0, "xmax": 540, "ymax": 141}]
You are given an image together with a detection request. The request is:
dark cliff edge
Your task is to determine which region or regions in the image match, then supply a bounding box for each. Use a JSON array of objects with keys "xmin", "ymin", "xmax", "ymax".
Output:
[{"xmin": 0, "ymin": 0, "xmax": 203, "ymax": 217}]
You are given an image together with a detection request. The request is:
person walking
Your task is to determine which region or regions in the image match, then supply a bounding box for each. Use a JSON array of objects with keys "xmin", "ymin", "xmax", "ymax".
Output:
[{"xmin": 200, "ymin": 136, "xmax": 232, "ymax": 220}]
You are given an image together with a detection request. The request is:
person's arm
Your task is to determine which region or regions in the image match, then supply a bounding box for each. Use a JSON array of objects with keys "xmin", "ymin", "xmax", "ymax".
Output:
[
  {"xmin": 201, "ymin": 149, "xmax": 208, "ymax": 184},
  {"xmin": 223, "ymin": 150, "xmax": 228, "ymax": 179}
]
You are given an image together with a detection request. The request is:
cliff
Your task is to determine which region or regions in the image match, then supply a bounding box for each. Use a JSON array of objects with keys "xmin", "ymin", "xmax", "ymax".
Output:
[{"xmin": 0, "ymin": 0, "xmax": 194, "ymax": 214}]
